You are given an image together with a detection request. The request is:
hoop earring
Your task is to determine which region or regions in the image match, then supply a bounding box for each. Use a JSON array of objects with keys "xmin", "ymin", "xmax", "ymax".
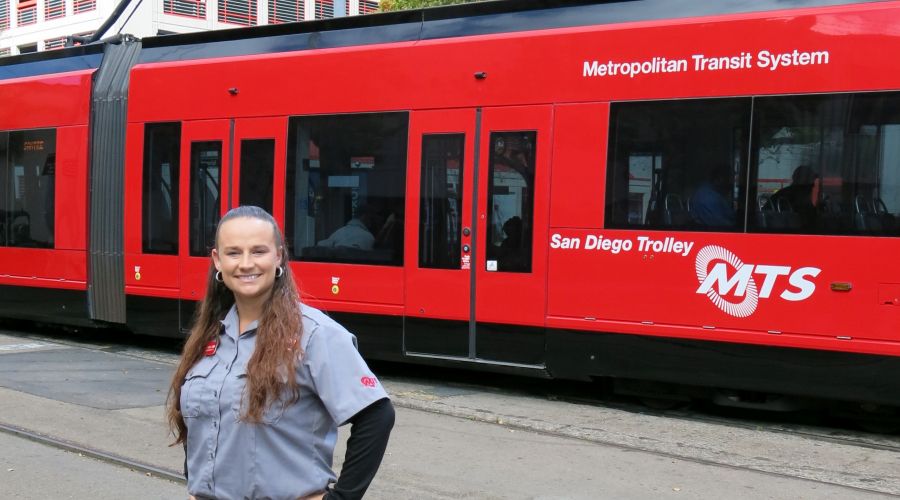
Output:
[
  {"xmin": 215, "ymin": 271, "xmax": 223, "ymax": 283},
  {"xmin": 275, "ymin": 266, "xmax": 284, "ymax": 278}
]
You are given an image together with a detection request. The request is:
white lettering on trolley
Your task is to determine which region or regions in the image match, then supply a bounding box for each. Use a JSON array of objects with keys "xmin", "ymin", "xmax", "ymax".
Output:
[
  {"xmin": 694, "ymin": 245, "xmax": 821, "ymax": 317},
  {"xmin": 636, "ymin": 236, "xmax": 693, "ymax": 257},
  {"xmin": 550, "ymin": 234, "xmax": 636, "ymax": 254},
  {"xmin": 585, "ymin": 235, "xmax": 633, "ymax": 253},
  {"xmin": 692, "ymin": 52, "xmax": 754, "ymax": 71},
  {"xmin": 550, "ymin": 234, "xmax": 692, "ymax": 256},
  {"xmin": 548, "ymin": 237, "xmax": 821, "ymax": 317},
  {"xmin": 583, "ymin": 57, "xmax": 688, "ymax": 78},
  {"xmin": 756, "ymin": 49, "xmax": 830, "ymax": 71},
  {"xmin": 583, "ymin": 49, "xmax": 830, "ymax": 79}
]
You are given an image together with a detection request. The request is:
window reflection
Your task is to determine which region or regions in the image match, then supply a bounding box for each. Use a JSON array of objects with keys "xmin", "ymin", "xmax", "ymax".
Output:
[
  {"xmin": 606, "ymin": 92, "xmax": 900, "ymax": 237},
  {"xmin": 752, "ymin": 93, "xmax": 900, "ymax": 235},
  {"xmin": 189, "ymin": 141, "xmax": 221, "ymax": 257},
  {"xmin": 419, "ymin": 134, "xmax": 464, "ymax": 269},
  {"xmin": 486, "ymin": 131, "xmax": 536, "ymax": 273},
  {"xmin": 605, "ymin": 98, "xmax": 750, "ymax": 232},
  {"xmin": 0, "ymin": 128, "xmax": 56, "ymax": 248},
  {"xmin": 142, "ymin": 122, "xmax": 180, "ymax": 254},
  {"xmin": 285, "ymin": 113, "xmax": 408, "ymax": 265},
  {"xmin": 239, "ymin": 139, "xmax": 274, "ymax": 214}
]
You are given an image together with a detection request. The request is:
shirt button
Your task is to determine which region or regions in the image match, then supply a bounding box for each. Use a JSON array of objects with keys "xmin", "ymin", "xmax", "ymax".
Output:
[
  {"xmin": 209, "ymin": 452, "xmax": 214, "ymax": 459},
  {"xmin": 213, "ymin": 421, "xmax": 217, "ymax": 428},
  {"xmin": 213, "ymin": 391, "xmax": 217, "ymax": 397}
]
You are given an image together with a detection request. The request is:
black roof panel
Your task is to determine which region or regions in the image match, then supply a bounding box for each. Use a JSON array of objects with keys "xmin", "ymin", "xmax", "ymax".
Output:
[
  {"xmin": 136, "ymin": 0, "xmax": 883, "ymax": 64},
  {"xmin": 0, "ymin": 43, "xmax": 104, "ymax": 81},
  {"xmin": 0, "ymin": 0, "xmax": 885, "ymax": 77}
]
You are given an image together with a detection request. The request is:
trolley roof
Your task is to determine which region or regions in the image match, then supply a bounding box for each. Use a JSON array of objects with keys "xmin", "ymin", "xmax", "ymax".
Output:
[{"xmin": 0, "ymin": 0, "xmax": 887, "ymax": 80}]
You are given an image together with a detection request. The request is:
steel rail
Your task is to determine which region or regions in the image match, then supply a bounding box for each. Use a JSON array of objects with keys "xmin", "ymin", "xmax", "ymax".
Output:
[{"xmin": 0, "ymin": 421, "xmax": 185, "ymax": 484}]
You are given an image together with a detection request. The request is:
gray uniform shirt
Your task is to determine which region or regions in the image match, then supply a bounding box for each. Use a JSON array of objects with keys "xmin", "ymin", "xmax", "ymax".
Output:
[{"xmin": 181, "ymin": 304, "xmax": 388, "ymax": 500}]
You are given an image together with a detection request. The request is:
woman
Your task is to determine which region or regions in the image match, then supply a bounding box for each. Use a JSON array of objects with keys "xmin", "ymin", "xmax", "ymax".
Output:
[{"xmin": 167, "ymin": 206, "xmax": 395, "ymax": 500}]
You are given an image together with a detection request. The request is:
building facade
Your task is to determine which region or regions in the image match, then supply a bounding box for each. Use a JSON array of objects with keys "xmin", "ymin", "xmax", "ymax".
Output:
[{"xmin": 0, "ymin": 0, "xmax": 379, "ymax": 56}]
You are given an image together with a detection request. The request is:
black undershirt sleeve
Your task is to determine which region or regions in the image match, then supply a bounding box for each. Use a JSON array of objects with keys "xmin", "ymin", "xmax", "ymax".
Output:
[{"xmin": 325, "ymin": 397, "xmax": 395, "ymax": 500}]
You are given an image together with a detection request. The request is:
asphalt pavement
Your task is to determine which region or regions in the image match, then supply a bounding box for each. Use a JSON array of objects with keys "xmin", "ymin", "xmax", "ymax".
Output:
[
  {"xmin": 0, "ymin": 331, "xmax": 898, "ymax": 499},
  {"xmin": 0, "ymin": 432, "xmax": 185, "ymax": 499}
]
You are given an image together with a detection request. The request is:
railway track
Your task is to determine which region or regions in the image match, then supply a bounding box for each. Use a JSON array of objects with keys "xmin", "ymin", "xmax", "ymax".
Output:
[
  {"xmin": 0, "ymin": 421, "xmax": 185, "ymax": 484},
  {"xmin": 552, "ymin": 392, "xmax": 900, "ymax": 454},
  {"xmin": 7, "ymin": 324, "xmax": 900, "ymax": 456},
  {"xmin": 3, "ymin": 324, "xmax": 900, "ymax": 497}
]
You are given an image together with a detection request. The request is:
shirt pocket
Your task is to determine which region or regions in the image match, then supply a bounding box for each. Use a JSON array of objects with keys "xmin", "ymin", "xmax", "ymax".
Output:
[
  {"xmin": 181, "ymin": 357, "xmax": 219, "ymax": 418},
  {"xmin": 231, "ymin": 366, "xmax": 286, "ymax": 425}
]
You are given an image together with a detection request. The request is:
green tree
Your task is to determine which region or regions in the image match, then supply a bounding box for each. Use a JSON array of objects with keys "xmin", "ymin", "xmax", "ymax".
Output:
[{"xmin": 379, "ymin": 0, "xmax": 486, "ymax": 12}]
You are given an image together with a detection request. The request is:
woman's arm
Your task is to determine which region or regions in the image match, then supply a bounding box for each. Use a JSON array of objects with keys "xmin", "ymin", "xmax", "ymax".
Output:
[{"xmin": 325, "ymin": 397, "xmax": 395, "ymax": 500}]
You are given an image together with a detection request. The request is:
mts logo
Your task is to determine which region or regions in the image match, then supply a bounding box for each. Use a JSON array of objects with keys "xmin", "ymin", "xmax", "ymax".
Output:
[{"xmin": 694, "ymin": 245, "xmax": 821, "ymax": 317}]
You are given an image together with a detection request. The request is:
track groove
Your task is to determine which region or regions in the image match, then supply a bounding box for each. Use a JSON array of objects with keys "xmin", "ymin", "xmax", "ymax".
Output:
[{"xmin": 0, "ymin": 421, "xmax": 185, "ymax": 484}]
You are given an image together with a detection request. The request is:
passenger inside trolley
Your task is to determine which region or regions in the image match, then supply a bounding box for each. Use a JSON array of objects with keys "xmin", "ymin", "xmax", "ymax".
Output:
[
  {"xmin": 768, "ymin": 165, "xmax": 820, "ymax": 231},
  {"xmin": 496, "ymin": 215, "xmax": 529, "ymax": 272},
  {"xmin": 317, "ymin": 205, "xmax": 378, "ymax": 250},
  {"xmin": 690, "ymin": 165, "xmax": 736, "ymax": 228}
]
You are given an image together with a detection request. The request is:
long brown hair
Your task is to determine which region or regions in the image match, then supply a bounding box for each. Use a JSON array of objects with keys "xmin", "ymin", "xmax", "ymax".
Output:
[{"xmin": 167, "ymin": 206, "xmax": 302, "ymax": 444}]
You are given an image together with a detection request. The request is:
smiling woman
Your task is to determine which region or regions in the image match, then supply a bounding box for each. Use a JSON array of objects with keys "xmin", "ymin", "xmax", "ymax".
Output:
[
  {"xmin": 167, "ymin": 205, "xmax": 395, "ymax": 500},
  {"xmin": 213, "ymin": 215, "xmax": 283, "ymax": 325}
]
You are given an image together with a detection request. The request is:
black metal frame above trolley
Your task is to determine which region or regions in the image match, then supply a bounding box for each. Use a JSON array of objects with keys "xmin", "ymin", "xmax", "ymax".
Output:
[{"xmin": 0, "ymin": 0, "xmax": 884, "ymax": 79}]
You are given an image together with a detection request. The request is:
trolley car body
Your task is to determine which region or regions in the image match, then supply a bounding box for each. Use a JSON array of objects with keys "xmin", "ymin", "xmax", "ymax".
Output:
[{"xmin": 1, "ymin": 0, "xmax": 899, "ymax": 407}]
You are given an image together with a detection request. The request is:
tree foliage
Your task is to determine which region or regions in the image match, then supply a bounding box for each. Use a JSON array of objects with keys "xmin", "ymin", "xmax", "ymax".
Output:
[{"xmin": 379, "ymin": 0, "xmax": 486, "ymax": 12}]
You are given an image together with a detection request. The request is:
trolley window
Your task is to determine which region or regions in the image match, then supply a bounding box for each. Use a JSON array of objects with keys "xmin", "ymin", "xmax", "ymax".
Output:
[
  {"xmin": 750, "ymin": 93, "xmax": 900, "ymax": 236},
  {"xmin": 189, "ymin": 141, "xmax": 221, "ymax": 257},
  {"xmin": 606, "ymin": 98, "xmax": 751, "ymax": 232},
  {"xmin": 239, "ymin": 139, "xmax": 274, "ymax": 214},
  {"xmin": 0, "ymin": 133, "xmax": 7, "ymax": 246},
  {"xmin": 0, "ymin": 128, "xmax": 56, "ymax": 248},
  {"xmin": 142, "ymin": 122, "xmax": 181, "ymax": 255},
  {"xmin": 419, "ymin": 134, "xmax": 464, "ymax": 269},
  {"xmin": 285, "ymin": 112, "xmax": 408, "ymax": 266},
  {"xmin": 486, "ymin": 131, "xmax": 536, "ymax": 273}
]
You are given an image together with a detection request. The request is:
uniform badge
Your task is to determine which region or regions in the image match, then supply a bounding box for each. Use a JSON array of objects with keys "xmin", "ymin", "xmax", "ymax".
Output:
[
  {"xmin": 204, "ymin": 339, "xmax": 218, "ymax": 356},
  {"xmin": 360, "ymin": 376, "xmax": 378, "ymax": 388}
]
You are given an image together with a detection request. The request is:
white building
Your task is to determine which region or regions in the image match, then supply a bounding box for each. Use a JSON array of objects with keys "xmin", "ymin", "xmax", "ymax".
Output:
[{"xmin": 0, "ymin": 0, "xmax": 379, "ymax": 56}]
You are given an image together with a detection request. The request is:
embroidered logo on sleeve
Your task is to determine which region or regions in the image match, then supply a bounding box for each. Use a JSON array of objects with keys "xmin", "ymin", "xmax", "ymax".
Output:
[{"xmin": 360, "ymin": 376, "xmax": 378, "ymax": 388}]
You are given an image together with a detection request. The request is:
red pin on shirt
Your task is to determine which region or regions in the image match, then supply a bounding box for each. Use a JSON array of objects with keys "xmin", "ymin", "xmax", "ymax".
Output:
[
  {"xmin": 360, "ymin": 376, "xmax": 378, "ymax": 388},
  {"xmin": 204, "ymin": 339, "xmax": 218, "ymax": 356}
]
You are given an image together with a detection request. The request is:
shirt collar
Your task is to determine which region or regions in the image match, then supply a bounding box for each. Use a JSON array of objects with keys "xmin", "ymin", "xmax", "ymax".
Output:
[{"xmin": 219, "ymin": 304, "xmax": 259, "ymax": 339}]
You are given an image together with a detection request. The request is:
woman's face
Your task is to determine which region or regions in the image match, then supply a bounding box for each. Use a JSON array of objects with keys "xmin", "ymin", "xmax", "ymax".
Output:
[{"xmin": 212, "ymin": 217, "xmax": 282, "ymax": 305}]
